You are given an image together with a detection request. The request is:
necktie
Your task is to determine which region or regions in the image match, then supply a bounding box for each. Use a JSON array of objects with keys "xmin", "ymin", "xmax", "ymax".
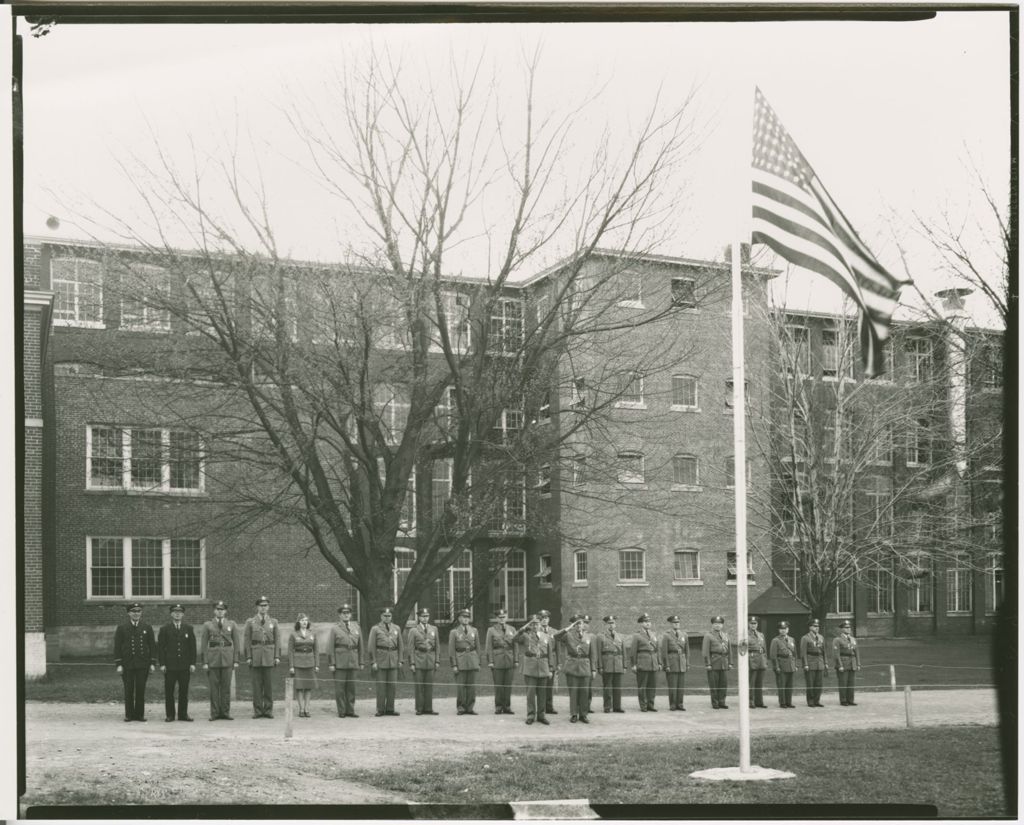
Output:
[
  {"xmin": 218, "ymin": 619, "xmax": 223, "ymax": 630},
  {"xmin": 610, "ymin": 631, "xmax": 614, "ymax": 640},
  {"xmin": 261, "ymin": 617, "xmax": 265, "ymax": 626},
  {"xmin": 344, "ymin": 622, "xmax": 349, "ymax": 631},
  {"xmin": 175, "ymin": 624, "xmax": 180, "ymax": 631}
]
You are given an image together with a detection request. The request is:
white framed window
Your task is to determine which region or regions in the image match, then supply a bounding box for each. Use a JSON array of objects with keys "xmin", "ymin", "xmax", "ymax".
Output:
[
  {"xmin": 726, "ymin": 551, "xmax": 755, "ymax": 584},
  {"xmin": 906, "ymin": 419, "xmax": 932, "ymax": 467},
  {"xmin": 536, "ymin": 464, "xmax": 552, "ymax": 497},
  {"xmin": 573, "ymin": 550, "xmax": 588, "ymax": 584},
  {"xmin": 435, "ymin": 386, "xmax": 457, "ymax": 437},
  {"xmin": 864, "ymin": 558, "xmax": 894, "ymax": 615},
  {"xmin": 946, "ymin": 553, "xmax": 973, "ymax": 614},
  {"xmin": 431, "ymin": 548, "xmax": 472, "ymax": 623},
  {"xmin": 827, "ymin": 577, "xmax": 855, "ymax": 617},
  {"xmin": 821, "ymin": 324, "xmax": 854, "ymax": 380},
  {"xmin": 52, "ymin": 255, "xmax": 104, "ymax": 327},
  {"xmin": 673, "ymin": 549, "xmax": 701, "ymax": 583},
  {"xmin": 392, "ymin": 548, "xmax": 416, "ymax": 605},
  {"xmin": 905, "ymin": 337, "xmax": 932, "ymax": 383},
  {"xmin": 572, "ymin": 454, "xmax": 587, "ymax": 487},
  {"xmin": 984, "ymin": 552, "xmax": 1004, "ymax": 614},
  {"xmin": 87, "ymin": 536, "xmax": 205, "ymax": 600},
  {"xmin": 120, "ymin": 263, "xmax": 171, "ymax": 333},
  {"xmin": 616, "ymin": 452, "xmax": 645, "ymax": 485},
  {"xmin": 672, "ymin": 454, "xmax": 699, "ymax": 490},
  {"xmin": 86, "ymin": 426, "xmax": 204, "ymax": 493},
  {"xmin": 670, "ymin": 276, "xmax": 696, "ymax": 309},
  {"xmin": 618, "ymin": 548, "xmax": 646, "ymax": 583},
  {"xmin": 617, "ymin": 269, "xmax": 643, "ymax": 307},
  {"xmin": 906, "ymin": 553, "xmax": 934, "ymax": 614},
  {"xmin": 373, "ymin": 384, "xmax": 410, "ymax": 446},
  {"xmin": 671, "ymin": 375, "xmax": 698, "ymax": 410},
  {"xmin": 489, "ymin": 547, "xmax": 526, "ymax": 620},
  {"xmin": 785, "ymin": 324, "xmax": 811, "ymax": 375},
  {"xmin": 537, "ymin": 554, "xmax": 553, "ymax": 588},
  {"xmin": 438, "ymin": 290, "xmax": 471, "ymax": 350},
  {"xmin": 431, "ymin": 458, "xmax": 453, "ymax": 523},
  {"xmin": 492, "ymin": 407, "xmax": 524, "ymax": 441},
  {"xmin": 861, "ymin": 475, "xmax": 893, "ymax": 538},
  {"xmin": 977, "ymin": 336, "xmax": 1003, "ymax": 390},
  {"xmin": 490, "ymin": 472, "xmax": 526, "ymax": 532},
  {"xmin": 776, "ymin": 556, "xmax": 800, "ymax": 594},
  {"xmin": 490, "ymin": 297, "xmax": 524, "ymax": 353},
  {"xmin": 868, "ymin": 424, "xmax": 893, "ymax": 466},
  {"xmin": 615, "ymin": 372, "xmax": 645, "ymax": 408}
]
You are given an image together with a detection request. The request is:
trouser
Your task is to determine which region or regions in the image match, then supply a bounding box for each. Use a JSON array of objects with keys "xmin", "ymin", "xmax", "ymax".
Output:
[
  {"xmin": 121, "ymin": 668, "xmax": 149, "ymax": 719},
  {"xmin": 455, "ymin": 670, "xmax": 477, "ymax": 712},
  {"xmin": 164, "ymin": 669, "xmax": 191, "ymax": 719},
  {"xmin": 601, "ymin": 672, "xmax": 623, "ymax": 711},
  {"xmin": 749, "ymin": 668, "xmax": 766, "ymax": 707},
  {"xmin": 250, "ymin": 666, "xmax": 274, "ymax": 715},
  {"xmin": 492, "ymin": 667, "xmax": 513, "ymax": 710},
  {"xmin": 636, "ymin": 669, "xmax": 657, "ymax": 710},
  {"xmin": 375, "ymin": 668, "xmax": 397, "ymax": 713},
  {"xmin": 805, "ymin": 669, "xmax": 823, "ymax": 704},
  {"xmin": 775, "ymin": 670, "xmax": 793, "ymax": 706},
  {"xmin": 665, "ymin": 671, "xmax": 685, "ymax": 709},
  {"xmin": 208, "ymin": 666, "xmax": 232, "ymax": 718},
  {"xmin": 543, "ymin": 674, "xmax": 556, "ymax": 713},
  {"xmin": 586, "ymin": 682, "xmax": 593, "ymax": 712},
  {"xmin": 837, "ymin": 669, "xmax": 856, "ymax": 704},
  {"xmin": 565, "ymin": 673, "xmax": 589, "ymax": 717},
  {"xmin": 524, "ymin": 675, "xmax": 547, "ymax": 720},
  {"xmin": 333, "ymin": 669, "xmax": 357, "ymax": 716},
  {"xmin": 706, "ymin": 668, "xmax": 728, "ymax": 707},
  {"xmin": 413, "ymin": 668, "xmax": 435, "ymax": 713}
]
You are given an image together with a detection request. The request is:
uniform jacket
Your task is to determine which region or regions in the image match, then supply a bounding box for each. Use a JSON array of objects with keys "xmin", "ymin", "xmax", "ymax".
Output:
[
  {"xmin": 199, "ymin": 618, "xmax": 239, "ymax": 667},
  {"xmin": 327, "ymin": 621, "xmax": 364, "ymax": 669},
  {"xmin": 114, "ymin": 620, "xmax": 157, "ymax": 669},
  {"xmin": 594, "ymin": 631, "xmax": 626, "ymax": 674},
  {"xmin": 367, "ymin": 621, "xmax": 403, "ymax": 669},
  {"xmin": 553, "ymin": 626, "xmax": 596, "ymax": 677},
  {"xmin": 769, "ymin": 634, "xmax": 798, "ymax": 672},
  {"xmin": 539, "ymin": 625, "xmax": 559, "ymax": 669},
  {"xmin": 800, "ymin": 631, "xmax": 829, "ymax": 671},
  {"xmin": 288, "ymin": 630, "xmax": 319, "ymax": 669},
  {"xmin": 659, "ymin": 628, "xmax": 689, "ymax": 672},
  {"xmin": 516, "ymin": 628, "xmax": 555, "ymax": 678},
  {"xmin": 747, "ymin": 629, "xmax": 768, "ymax": 671},
  {"xmin": 449, "ymin": 624, "xmax": 481, "ymax": 671},
  {"xmin": 484, "ymin": 624, "xmax": 518, "ymax": 669},
  {"xmin": 157, "ymin": 621, "xmax": 197, "ymax": 670},
  {"xmin": 406, "ymin": 622, "xmax": 441, "ymax": 670},
  {"xmin": 702, "ymin": 630, "xmax": 731, "ymax": 670},
  {"xmin": 833, "ymin": 633, "xmax": 861, "ymax": 671},
  {"xmin": 244, "ymin": 615, "xmax": 280, "ymax": 666},
  {"xmin": 628, "ymin": 629, "xmax": 661, "ymax": 671}
]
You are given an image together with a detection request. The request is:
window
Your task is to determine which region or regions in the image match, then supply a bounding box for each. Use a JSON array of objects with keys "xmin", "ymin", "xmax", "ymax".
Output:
[
  {"xmin": 490, "ymin": 298, "xmax": 524, "ymax": 353},
  {"xmin": 431, "ymin": 459, "xmax": 452, "ymax": 523},
  {"xmin": 977, "ymin": 337, "xmax": 1003, "ymax": 390},
  {"xmin": 905, "ymin": 337, "xmax": 932, "ymax": 383},
  {"xmin": 373, "ymin": 384, "xmax": 409, "ymax": 446},
  {"xmin": 87, "ymin": 536, "xmax": 205, "ymax": 600},
  {"xmin": 864, "ymin": 558, "xmax": 894, "ymax": 614},
  {"xmin": 570, "ymin": 377, "xmax": 587, "ymax": 411},
  {"xmin": 536, "ymin": 389, "xmax": 552, "ymax": 424},
  {"xmin": 184, "ymin": 269, "xmax": 232, "ymax": 336},
  {"xmin": 492, "ymin": 407, "xmax": 523, "ymax": 442},
  {"xmin": 870, "ymin": 340, "xmax": 896, "ymax": 380},
  {"xmin": 439, "ymin": 291, "xmax": 471, "ymax": 349},
  {"xmin": 617, "ymin": 452, "xmax": 645, "ymax": 484},
  {"xmin": 906, "ymin": 553, "xmax": 934, "ymax": 614},
  {"xmin": 822, "ymin": 327, "xmax": 839, "ymax": 379},
  {"xmin": 52, "ymin": 255, "xmax": 103, "ymax": 327},
  {"xmin": 435, "ymin": 386, "xmax": 456, "ymax": 437},
  {"xmin": 617, "ymin": 269, "xmax": 643, "ymax": 306},
  {"xmin": 828, "ymin": 577, "xmax": 855, "ymax": 616},
  {"xmin": 946, "ymin": 553, "xmax": 973, "ymax": 613},
  {"xmin": 984, "ymin": 552, "xmax": 1004, "ymax": 614},
  {"xmin": 670, "ymin": 277, "xmax": 696, "ymax": 309},
  {"xmin": 392, "ymin": 549, "xmax": 416, "ymax": 604},
  {"xmin": 537, "ymin": 554, "xmax": 553, "ymax": 588},
  {"xmin": 672, "ymin": 454, "xmax": 699, "ymax": 489},
  {"xmin": 786, "ymin": 324, "xmax": 811, "ymax": 375},
  {"xmin": 616, "ymin": 372, "xmax": 645, "ymax": 407},
  {"xmin": 673, "ymin": 550, "xmax": 700, "ymax": 582},
  {"xmin": 87, "ymin": 426, "xmax": 204, "ymax": 493},
  {"xmin": 572, "ymin": 454, "xmax": 587, "ymax": 487},
  {"xmin": 725, "ymin": 455, "xmax": 751, "ymax": 489},
  {"xmin": 120, "ymin": 263, "xmax": 171, "ymax": 332},
  {"xmin": 536, "ymin": 464, "xmax": 551, "ymax": 496},
  {"xmin": 906, "ymin": 419, "xmax": 932, "ymax": 466},
  {"xmin": 338, "ymin": 573, "xmax": 362, "ymax": 620},
  {"xmin": 573, "ymin": 550, "xmax": 588, "ymax": 584},
  {"xmin": 823, "ymin": 408, "xmax": 851, "ymax": 462},
  {"xmin": 251, "ymin": 272, "xmax": 301, "ymax": 343},
  {"xmin": 489, "ymin": 548, "xmax": 526, "ymax": 620},
  {"xmin": 776, "ymin": 557, "xmax": 800, "ymax": 593},
  {"xmin": 724, "ymin": 379, "xmax": 748, "ymax": 410},
  {"xmin": 431, "ymin": 549, "xmax": 472, "ymax": 622},
  {"xmin": 490, "ymin": 472, "xmax": 526, "ymax": 532},
  {"xmin": 726, "ymin": 551, "xmax": 755, "ymax": 583},
  {"xmin": 618, "ymin": 549, "xmax": 646, "ymax": 583},
  {"xmin": 867, "ymin": 424, "xmax": 893, "ymax": 466},
  {"xmin": 861, "ymin": 476, "xmax": 893, "ymax": 538},
  {"xmin": 671, "ymin": 375, "xmax": 698, "ymax": 410}
]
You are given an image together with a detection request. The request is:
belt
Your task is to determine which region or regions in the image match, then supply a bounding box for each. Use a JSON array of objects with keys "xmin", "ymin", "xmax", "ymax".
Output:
[
  {"xmin": 376, "ymin": 645, "xmax": 396, "ymax": 650},
  {"xmin": 251, "ymin": 641, "xmax": 272, "ymax": 646},
  {"xmin": 839, "ymin": 653, "xmax": 855, "ymax": 658},
  {"xmin": 524, "ymin": 652, "xmax": 540, "ymax": 658},
  {"xmin": 208, "ymin": 641, "xmax": 232, "ymax": 647},
  {"xmin": 566, "ymin": 652, "xmax": 589, "ymax": 658}
]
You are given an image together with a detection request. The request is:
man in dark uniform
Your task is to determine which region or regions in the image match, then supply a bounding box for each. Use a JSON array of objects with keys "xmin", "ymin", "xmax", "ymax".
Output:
[
  {"xmin": 537, "ymin": 610, "xmax": 559, "ymax": 714},
  {"xmin": 628, "ymin": 613, "xmax": 660, "ymax": 711},
  {"xmin": 114, "ymin": 602, "xmax": 157, "ymax": 721},
  {"xmin": 200, "ymin": 600, "xmax": 239, "ymax": 720},
  {"xmin": 769, "ymin": 620, "xmax": 797, "ymax": 708},
  {"xmin": 406, "ymin": 607, "xmax": 440, "ymax": 715},
  {"xmin": 747, "ymin": 615, "xmax": 768, "ymax": 709},
  {"xmin": 702, "ymin": 615, "xmax": 731, "ymax": 709},
  {"xmin": 367, "ymin": 606, "xmax": 403, "ymax": 716},
  {"xmin": 553, "ymin": 614, "xmax": 595, "ymax": 723},
  {"xmin": 244, "ymin": 595, "xmax": 280, "ymax": 718},
  {"xmin": 659, "ymin": 615, "xmax": 688, "ymax": 711},
  {"xmin": 515, "ymin": 614, "xmax": 553, "ymax": 725},
  {"xmin": 800, "ymin": 618, "xmax": 829, "ymax": 707},
  {"xmin": 484, "ymin": 609, "xmax": 518, "ymax": 714},
  {"xmin": 449, "ymin": 608, "xmax": 481, "ymax": 715},
  {"xmin": 594, "ymin": 615, "xmax": 626, "ymax": 713},
  {"xmin": 157, "ymin": 604, "xmax": 196, "ymax": 722},
  {"xmin": 833, "ymin": 619, "xmax": 861, "ymax": 706},
  {"xmin": 327, "ymin": 603, "xmax": 364, "ymax": 718}
]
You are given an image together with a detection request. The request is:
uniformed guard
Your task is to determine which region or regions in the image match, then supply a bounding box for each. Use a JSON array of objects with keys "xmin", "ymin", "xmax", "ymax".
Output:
[
  {"xmin": 799, "ymin": 618, "xmax": 829, "ymax": 707},
  {"xmin": 406, "ymin": 607, "xmax": 440, "ymax": 715},
  {"xmin": 200, "ymin": 600, "xmax": 239, "ymax": 721},
  {"xmin": 628, "ymin": 613, "xmax": 660, "ymax": 711},
  {"xmin": 515, "ymin": 614, "xmax": 553, "ymax": 725},
  {"xmin": 449, "ymin": 608, "xmax": 480, "ymax": 715},
  {"xmin": 367, "ymin": 606, "xmax": 403, "ymax": 716},
  {"xmin": 244, "ymin": 596, "xmax": 280, "ymax": 718},
  {"xmin": 581, "ymin": 616, "xmax": 595, "ymax": 714},
  {"xmin": 747, "ymin": 615, "xmax": 768, "ymax": 709},
  {"xmin": 114, "ymin": 602, "xmax": 157, "ymax": 722},
  {"xmin": 702, "ymin": 615, "xmax": 731, "ymax": 709},
  {"xmin": 553, "ymin": 613, "xmax": 595, "ymax": 723},
  {"xmin": 769, "ymin": 620, "xmax": 797, "ymax": 708},
  {"xmin": 659, "ymin": 615, "xmax": 688, "ymax": 711},
  {"xmin": 594, "ymin": 615, "xmax": 626, "ymax": 713},
  {"xmin": 484, "ymin": 609, "xmax": 518, "ymax": 714},
  {"xmin": 157, "ymin": 604, "xmax": 196, "ymax": 722},
  {"xmin": 833, "ymin": 619, "xmax": 860, "ymax": 706},
  {"xmin": 537, "ymin": 610, "xmax": 559, "ymax": 714},
  {"xmin": 327, "ymin": 604, "xmax": 364, "ymax": 718}
]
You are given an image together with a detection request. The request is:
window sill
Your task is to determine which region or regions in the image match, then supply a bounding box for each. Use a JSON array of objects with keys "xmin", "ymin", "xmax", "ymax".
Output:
[
  {"xmin": 87, "ymin": 596, "xmax": 207, "ymax": 603},
  {"xmin": 670, "ymin": 405, "xmax": 700, "ymax": 413},
  {"xmin": 616, "ymin": 581, "xmax": 649, "ymax": 587},
  {"xmin": 865, "ymin": 612, "xmax": 894, "ymax": 618},
  {"xmin": 538, "ymin": 584, "xmax": 553, "ymax": 590},
  {"xmin": 672, "ymin": 579, "xmax": 703, "ymax": 586},
  {"xmin": 945, "ymin": 611, "xmax": 973, "ymax": 617},
  {"xmin": 726, "ymin": 580, "xmax": 756, "ymax": 587},
  {"xmin": 825, "ymin": 613, "xmax": 854, "ymax": 619},
  {"xmin": 906, "ymin": 611, "xmax": 934, "ymax": 617},
  {"xmin": 85, "ymin": 487, "xmax": 208, "ymax": 497},
  {"xmin": 120, "ymin": 325, "xmax": 172, "ymax": 335},
  {"xmin": 671, "ymin": 484, "xmax": 701, "ymax": 493},
  {"xmin": 614, "ymin": 402, "xmax": 647, "ymax": 410},
  {"xmin": 571, "ymin": 582, "xmax": 589, "ymax": 588},
  {"xmin": 55, "ymin": 319, "xmax": 106, "ymax": 329},
  {"xmin": 617, "ymin": 301, "xmax": 645, "ymax": 309}
]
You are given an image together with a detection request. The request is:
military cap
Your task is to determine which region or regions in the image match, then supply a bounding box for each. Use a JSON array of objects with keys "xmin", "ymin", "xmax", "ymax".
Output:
[
  {"xmin": 538, "ymin": 609, "xmax": 551, "ymax": 618},
  {"xmin": 637, "ymin": 613, "xmax": 651, "ymax": 623},
  {"xmin": 569, "ymin": 612, "xmax": 585, "ymax": 623},
  {"xmin": 126, "ymin": 602, "xmax": 143, "ymax": 612},
  {"xmin": 255, "ymin": 595, "xmax": 270, "ymax": 606},
  {"xmin": 418, "ymin": 607, "xmax": 430, "ymax": 617},
  {"xmin": 603, "ymin": 615, "xmax": 616, "ymax": 623},
  {"xmin": 380, "ymin": 606, "xmax": 394, "ymax": 614},
  {"xmin": 457, "ymin": 608, "xmax": 471, "ymax": 618},
  {"xmin": 214, "ymin": 600, "xmax": 227, "ymax": 609},
  {"xmin": 809, "ymin": 618, "xmax": 821, "ymax": 627},
  {"xmin": 527, "ymin": 613, "xmax": 540, "ymax": 623},
  {"xmin": 711, "ymin": 615, "xmax": 725, "ymax": 624},
  {"xmin": 582, "ymin": 615, "xmax": 591, "ymax": 622},
  {"xmin": 839, "ymin": 619, "xmax": 852, "ymax": 628},
  {"xmin": 667, "ymin": 615, "xmax": 681, "ymax": 623},
  {"xmin": 337, "ymin": 604, "xmax": 352, "ymax": 613},
  {"xmin": 778, "ymin": 620, "xmax": 790, "ymax": 629},
  {"xmin": 169, "ymin": 604, "xmax": 185, "ymax": 613},
  {"xmin": 748, "ymin": 615, "xmax": 759, "ymax": 623},
  {"xmin": 494, "ymin": 609, "xmax": 508, "ymax": 619}
]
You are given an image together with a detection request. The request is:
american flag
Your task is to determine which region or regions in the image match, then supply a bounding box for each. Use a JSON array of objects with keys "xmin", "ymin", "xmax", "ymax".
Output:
[{"xmin": 751, "ymin": 88, "xmax": 911, "ymax": 377}]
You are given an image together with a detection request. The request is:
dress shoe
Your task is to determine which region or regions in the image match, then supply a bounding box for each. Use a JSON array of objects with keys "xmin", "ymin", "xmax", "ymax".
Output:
[
  {"xmin": 604, "ymin": 709, "xmax": 611, "ymax": 713},
  {"xmin": 222, "ymin": 715, "xmax": 233, "ymax": 720},
  {"xmin": 494, "ymin": 709, "xmax": 502, "ymax": 715},
  {"xmin": 648, "ymin": 707, "xmax": 657, "ymax": 712},
  {"xmin": 416, "ymin": 711, "xmax": 424, "ymax": 716},
  {"xmin": 504, "ymin": 709, "xmax": 514, "ymax": 714},
  {"xmin": 137, "ymin": 717, "xmax": 148, "ymax": 722},
  {"xmin": 375, "ymin": 712, "xmax": 385, "ymax": 717},
  {"xmin": 347, "ymin": 713, "xmax": 359, "ymax": 718},
  {"xmin": 640, "ymin": 707, "xmax": 648, "ymax": 712},
  {"xmin": 386, "ymin": 711, "xmax": 400, "ymax": 716},
  {"xmin": 720, "ymin": 705, "xmax": 729, "ymax": 709},
  {"xmin": 570, "ymin": 715, "xmax": 578, "ymax": 722},
  {"xmin": 848, "ymin": 702, "xmax": 857, "ymax": 706},
  {"xmin": 457, "ymin": 709, "xmax": 465, "ymax": 715},
  {"xmin": 547, "ymin": 709, "xmax": 558, "ymax": 714},
  {"xmin": 526, "ymin": 718, "xmax": 535, "ymax": 725},
  {"xmin": 426, "ymin": 711, "xmax": 439, "ymax": 715},
  {"xmin": 613, "ymin": 708, "xmax": 625, "ymax": 713},
  {"xmin": 756, "ymin": 704, "xmax": 767, "ymax": 709},
  {"xmin": 679, "ymin": 707, "xmax": 686, "ymax": 711},
  {"xmin": 538, "ymin": 717, "xmax": 550, "ymax": 725},
  {"xmin": 266, "ymin": 713, "xmax": 274, "ymax": 719},
  {"xmin": 338, "ymin": 712, "xmax": 346, "ymax": 718},
  {"xmin": 124, "ymin": 717, "xmax": 132, "ymax": 722},
  {"xmin": 181, "ymin": 716, "xmax": 194, "ymax": 722},
  {"xmin": 579, "ymin": 716, "xmax": 589, "ymax": 724},
  {"xmin": 165, "ymin": 717, "xmax": 175, "ymax": 722},
  {"xmin": 465, "ymin": 710, "xmax": 477, "ymax": 715}
]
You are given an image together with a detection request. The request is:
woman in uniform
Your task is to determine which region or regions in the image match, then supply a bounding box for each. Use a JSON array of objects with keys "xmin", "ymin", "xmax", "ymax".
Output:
[{"xmin": 288, "ymin": 613, "xmax": 319, "ymax": 717}]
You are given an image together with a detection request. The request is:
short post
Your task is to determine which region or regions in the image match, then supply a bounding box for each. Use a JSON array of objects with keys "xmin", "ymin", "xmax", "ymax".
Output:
[
  {"xmin": 284, "ymin": 677, "xmax": 294, "ymax": 739},
  {"xmin": 889, "ymin": 664, "xmax": 896, "ymax": 691},
  {"xmin": 230, "ymin": 667, "xmax": 237, "ymax": 702},
  {"xmin": 903, "ymin": 685, "xmax": 913, "ymax": 728}
]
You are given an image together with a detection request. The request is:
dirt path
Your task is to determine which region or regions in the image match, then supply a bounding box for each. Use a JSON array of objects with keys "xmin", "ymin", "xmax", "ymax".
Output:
[{"xmin": 22, "ymin": 688, "xmax": 998, "ymax": 808}]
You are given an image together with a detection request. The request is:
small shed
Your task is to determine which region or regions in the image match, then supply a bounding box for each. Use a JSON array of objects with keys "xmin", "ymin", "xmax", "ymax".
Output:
[{"xmin": 748, "ymin": 585, "xmax": 813, "ymax": 636}]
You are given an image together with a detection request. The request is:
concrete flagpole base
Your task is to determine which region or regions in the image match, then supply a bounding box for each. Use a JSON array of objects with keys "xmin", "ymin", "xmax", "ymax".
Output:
[{"xmin": 689, "ymin": 766, "xmax": 796, "ymax": 782}]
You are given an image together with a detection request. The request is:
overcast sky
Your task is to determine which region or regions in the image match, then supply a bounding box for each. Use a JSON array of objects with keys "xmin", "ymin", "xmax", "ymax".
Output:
[{"xmin": 19, "ymin": 12, "xmax": 1011, "ymax": 325}]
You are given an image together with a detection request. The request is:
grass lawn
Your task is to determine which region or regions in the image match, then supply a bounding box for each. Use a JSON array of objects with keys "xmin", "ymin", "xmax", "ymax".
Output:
[
  {"xmin": 25, "ymin": 636, "xmax": 996, "ymax": 703},
  {"xmin": 341, "ymin": 725, "xmax": 1006, "ymax": 816}
]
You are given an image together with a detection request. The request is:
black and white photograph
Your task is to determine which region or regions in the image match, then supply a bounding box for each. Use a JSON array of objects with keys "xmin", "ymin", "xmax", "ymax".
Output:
[{"xmin": 12, "ymin": 5, "xmax": 1014, "ymax": 819}]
